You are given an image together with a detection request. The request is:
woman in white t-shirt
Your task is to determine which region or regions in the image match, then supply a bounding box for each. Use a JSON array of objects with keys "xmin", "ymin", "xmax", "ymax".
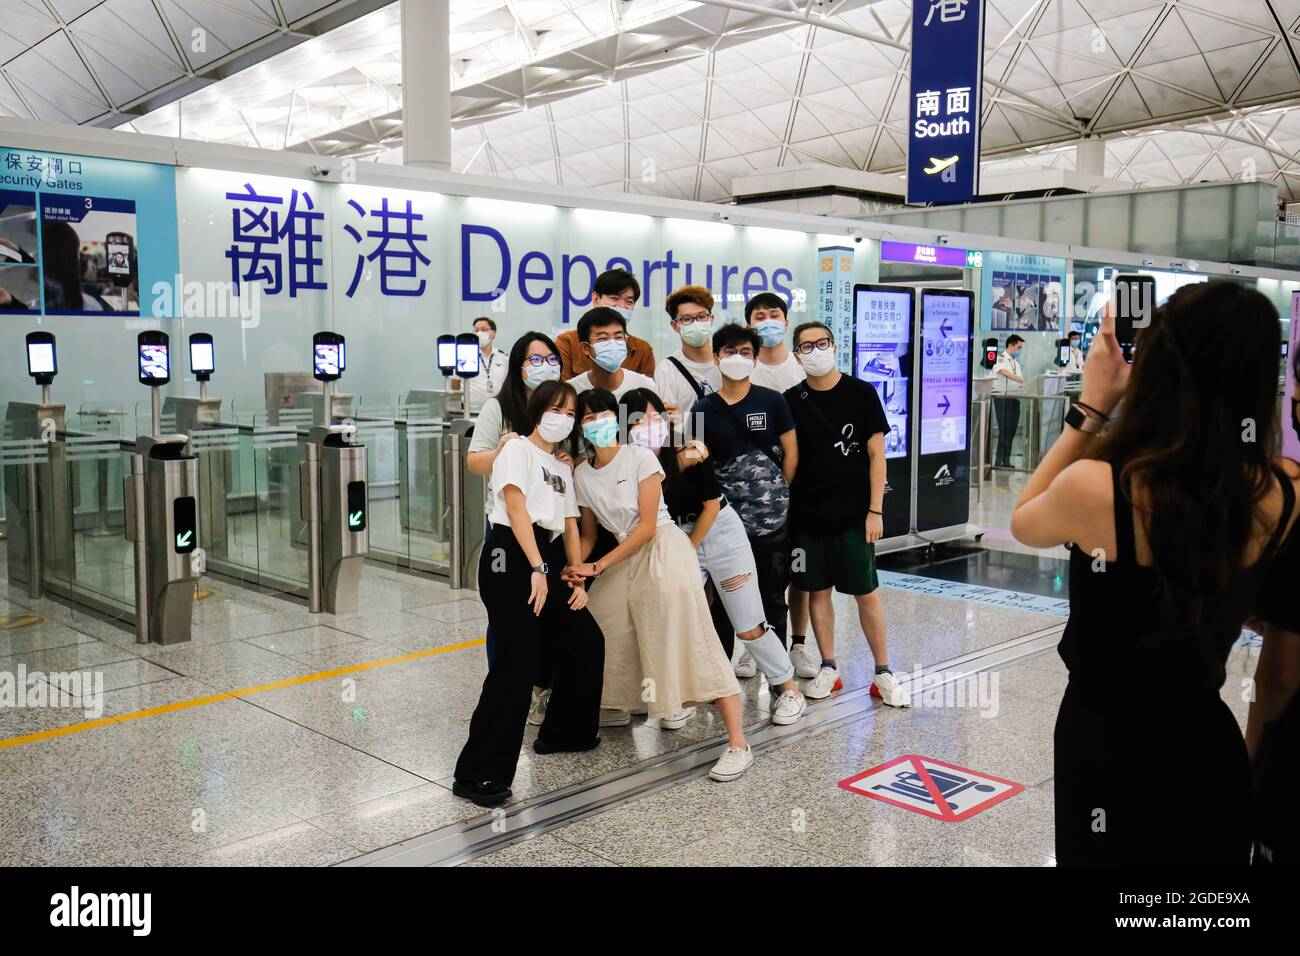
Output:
[
  {"xmin": 453, "ymin": 379, "xmax": 605, "ymax": 808},
  {"xmin": 567, "ymin": 388, "xmax": 753, "ymax": 782}
]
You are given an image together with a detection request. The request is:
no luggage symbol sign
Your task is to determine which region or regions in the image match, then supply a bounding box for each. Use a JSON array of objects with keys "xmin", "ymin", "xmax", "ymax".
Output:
[{"xmin": 838, "ymin": 754, "xmax": 1023, "ymax": 822}]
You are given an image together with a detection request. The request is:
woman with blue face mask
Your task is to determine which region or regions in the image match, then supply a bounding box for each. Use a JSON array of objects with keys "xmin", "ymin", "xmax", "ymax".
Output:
[{"xmin": 568, "ymin": 388, "xmax": 756, "ymax": 782}]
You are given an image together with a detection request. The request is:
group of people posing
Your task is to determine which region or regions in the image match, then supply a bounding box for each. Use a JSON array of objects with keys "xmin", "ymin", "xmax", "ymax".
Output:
[{"xmin": 452, "ymin": 269, "xmax": 907, "ymax": 806}]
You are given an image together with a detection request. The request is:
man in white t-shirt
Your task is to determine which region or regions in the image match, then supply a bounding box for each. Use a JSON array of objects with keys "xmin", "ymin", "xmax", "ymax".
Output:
[
  {"xmin": 655, "ymin": 285, "xmax": 724, "ymax": 418},
  {"xmin": 746, "ymin": 292, "xmax": 805, "ymax": 392},
  {"xmin": 992, "ymin": 334, "xmax": 1027, "ymax": 468},
  {"xmin": 568, "ymin": 307, "xmax": 656, "ymax": 399}
]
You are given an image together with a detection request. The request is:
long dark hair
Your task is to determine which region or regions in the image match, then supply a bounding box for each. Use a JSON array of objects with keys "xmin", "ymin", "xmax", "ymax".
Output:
[
  {"xmin": 1095, "ymin": 280, "xmax": 1281, "ymax": 658},
  {"xmin": 498, "ymin": 331, "xmax": 559, "ymax": 433},
  {"xmin": 620, "ymin": 388, "xmax": 682, "ymax": 489},
  {"xmin": 42, "ymin": 221, "xmax": 84, "ymax": 311}
]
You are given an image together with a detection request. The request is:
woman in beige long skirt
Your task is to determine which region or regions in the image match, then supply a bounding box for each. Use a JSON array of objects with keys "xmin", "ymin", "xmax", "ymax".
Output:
[{"xmin": 567, "ymin": 388, "xmax": 753, "ymax": 782}]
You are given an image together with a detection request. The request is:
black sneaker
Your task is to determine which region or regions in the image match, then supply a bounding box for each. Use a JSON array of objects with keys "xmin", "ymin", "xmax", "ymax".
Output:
[
  {"xmin": 533, "ymin": 736, "xmax": 601, "ymax": 755},
  {"xmin": 452, "ymin": 779, "xmax": 512, "ymax": 807}
]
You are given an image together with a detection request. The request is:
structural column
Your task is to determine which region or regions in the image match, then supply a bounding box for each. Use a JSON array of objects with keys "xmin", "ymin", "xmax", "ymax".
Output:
[
  {"xmin": 1075, "ymin": 136, "xmax": 1105, "ymax": 178},
  {"xmin": 402, "ymin": 0, "xmax": 451, "ymax": 170}
]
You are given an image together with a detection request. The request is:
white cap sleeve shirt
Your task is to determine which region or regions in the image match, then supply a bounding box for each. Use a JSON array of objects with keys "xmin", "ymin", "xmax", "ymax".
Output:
[
  {"xmin": 992, "ymin": 352, "xmax": 1026, "ymax": 395},
  {"xmin": 749, "ymin": 352, "xmax": 805, "ymax": 392},
  {"xmin": 487, "ymin": 437, "xmax": 579, "ymax": 539},
  {"xmin": 574, "ymin": 445, "xmax": 674, "ymax": 541}
]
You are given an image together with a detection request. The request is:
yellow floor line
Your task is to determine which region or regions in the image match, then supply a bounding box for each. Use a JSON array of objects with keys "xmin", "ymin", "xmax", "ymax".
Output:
[{"xmin": 0, "ymin": 637, "xmax": 485, "ymax": 752}]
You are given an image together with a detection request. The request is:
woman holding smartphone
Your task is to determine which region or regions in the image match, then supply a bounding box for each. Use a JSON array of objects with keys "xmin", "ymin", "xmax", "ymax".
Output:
[
  {"xmin": 568, "ymin": 388, "xmax": 754, "ymax": 781},
  {"xmin": 453, "ymin": 380, "xmax": 604, "ymax": 808},
  {"xmin": 620, "ymin": 388, "xmax": 806, "ymax": 726},
  {"xmin": 1011, "ymin": 282, "xmax": 1299, "ymax": 865}
]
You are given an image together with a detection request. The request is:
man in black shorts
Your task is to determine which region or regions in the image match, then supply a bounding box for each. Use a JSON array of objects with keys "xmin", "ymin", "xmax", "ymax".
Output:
[{"xmin": 783, "ymin": 321, "xmax": 909, "ymax": 707}]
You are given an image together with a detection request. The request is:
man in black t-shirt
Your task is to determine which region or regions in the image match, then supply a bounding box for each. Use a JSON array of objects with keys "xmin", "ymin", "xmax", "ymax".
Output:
[{"xmin": 784, "ymin": 321, "xmax": 909, "ymax": 708}]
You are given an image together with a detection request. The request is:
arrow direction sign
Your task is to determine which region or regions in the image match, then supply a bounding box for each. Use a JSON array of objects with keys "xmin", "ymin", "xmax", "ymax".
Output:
[
  {"xmin": 175, "ymin": 530, "xmax": 193, "ymax": 549},
  {"xmin": 349, "ymin": 511, "xmax": 364, "ymax": 529},
  {"xmin": 939, "ymin": 318, "xmax": 952, "ymax": 339},
  {"xmin": 938, "ymin": 394, "xmax": 951, "ymax": 415}
]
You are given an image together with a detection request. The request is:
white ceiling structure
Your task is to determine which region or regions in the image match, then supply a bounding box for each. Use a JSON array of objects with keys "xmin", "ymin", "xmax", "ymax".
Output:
[{"xmin": 6, "ymin": 1, "xmax": 1300, "ymax": 201}]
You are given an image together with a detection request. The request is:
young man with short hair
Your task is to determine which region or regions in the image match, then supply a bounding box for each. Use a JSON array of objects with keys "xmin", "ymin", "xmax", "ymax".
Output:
[
  {"xmin": 557, "ymin": 269, "xmax": 656, "ymax": 380},
  {"xmin": 690, "ymin": 324, "xmax": 799, "ymax": 676},
  {"xmin": 746, "ymin": 292, "xmax": 805, "ymax": 393},
  {"xmin": 1062, "ymin": 329, "xmax": 1084, "ymax": 372},
  {"xmin": 655, "ymin": 285, "xmax": 723, "ymax": 414},
  {"xmin": 450, "ymin": 316, "xmax": 508, "ymax": 414},
  {"xmin": 784, "ymin": 321, "xmax": 909, "ymax": 708},
  {"xmin": 568, "ymin": 308, "xmax": 656, "ymax": 399}
]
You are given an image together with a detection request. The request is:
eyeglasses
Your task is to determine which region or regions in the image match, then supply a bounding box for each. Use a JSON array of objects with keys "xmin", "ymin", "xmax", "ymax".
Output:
[
  {"xmin": 590, "ymin": 332, "xmax": 627, "ymax": 344},
  {"xmin": 525, "ymin": 355, "xmax": 562, "ymax": 367},
  {"xmin": 794, "ymin": 337, "xmax": 833, "ymax": 355},
  {"xmin": 676, "ymin": 312, "xmax": 713, "ymax": 326},
  {"xmin": 719, "ymin": 347, "xmax": 755, "ymax": 360}
]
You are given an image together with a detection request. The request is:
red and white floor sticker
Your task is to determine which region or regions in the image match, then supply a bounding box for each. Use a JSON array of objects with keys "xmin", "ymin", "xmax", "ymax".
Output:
[{"xmin": 838, "ymin": 754, "xmax": 1024, "ymax": 822}]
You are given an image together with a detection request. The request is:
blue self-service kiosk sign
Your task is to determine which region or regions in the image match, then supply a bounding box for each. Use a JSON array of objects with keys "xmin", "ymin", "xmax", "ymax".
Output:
[{"xmin": 906, "ymin": 0, "xmax": 986, "ymax": 205}]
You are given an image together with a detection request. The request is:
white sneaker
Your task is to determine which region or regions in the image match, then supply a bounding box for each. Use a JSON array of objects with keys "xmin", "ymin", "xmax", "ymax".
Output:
[
  {"xmin": 599, "ymin": 708, "xmax": 631, "ymax": 727},
  {"xmin": 789, "ymin": 642, "xmax": 820, "ymax": 679},
  {"xmin": 526, "ymin": 688, "xmax": 551, "ymax": 726},
  {"xmin": 734, "ymin": 649, "xmax": 757, "ymax": 678},
  {"xmin": 802, "ymin": 665, "xmax": 841, "ymax": 700},
  {"xmin": 659, "ymin": 707, "xmax": 696, "ymax": 730},
  {"xmin": 871, "ymin": 670, "xmax": 911, "ymax": 708},
  {"xmin": 771, "ymin": 689, "xmax": 807, "ymax": 726},
  {"xmin": 709, "ymin": 745, "xmax": 754, "ymax": 782}
]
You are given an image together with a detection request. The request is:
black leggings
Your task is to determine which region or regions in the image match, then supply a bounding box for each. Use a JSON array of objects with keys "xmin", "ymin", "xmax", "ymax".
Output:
[{"xmin": 455, "ymin": 523, "xmax": 604, "ymax": 786}]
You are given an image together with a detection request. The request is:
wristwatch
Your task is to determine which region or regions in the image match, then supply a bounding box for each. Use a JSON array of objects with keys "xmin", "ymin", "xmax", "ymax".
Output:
[
  {"xmin": 1065, "ymin": 403, "xmax": 1105, "ymax": 435},
  {"xmin": 531, "ymin": 562, "xmax": 549, "ymax": 574}
]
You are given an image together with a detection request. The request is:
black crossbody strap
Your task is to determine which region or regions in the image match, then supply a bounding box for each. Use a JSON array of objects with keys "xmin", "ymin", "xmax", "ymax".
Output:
[
  {"xmin": 706, "ymin": 392, "xmax": 783, "ymax": 470},
  {"xmin": 667, "ymin": 356, "xmax": 705, "ymax": 401}
]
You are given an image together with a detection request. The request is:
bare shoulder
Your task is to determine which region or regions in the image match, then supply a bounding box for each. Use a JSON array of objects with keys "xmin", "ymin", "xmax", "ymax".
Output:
[
  {"xmin": 1053, "ymin": 458, "xmax": 1112, "ymax": 503},
  {"xmin": 1278, "ymin": 456, "xmax": 1300, "ymax": 480}
]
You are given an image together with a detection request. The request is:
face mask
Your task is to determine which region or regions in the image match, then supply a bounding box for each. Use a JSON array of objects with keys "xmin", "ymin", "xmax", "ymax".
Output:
[
  {"xmin": 582, "ymin": 416, "xmax": 620, "ymax": 447},
  {"xmin": 591, "ymin": 339, "xmax": 628, "ymax": 373},
  {"xmin": 719, "ymin": 354, "xmax": 754, "ymax": 381},
  {"xmin": 754, "ymin": 319, "xmax": 785, "ymax": 348},
  {"xmin": 538, "ymin": 412, "xmax": 573, "ymax": 444},
  {"xmin": 476, "ymin": 330, "xmax": 492, "ymax": 347},
  {"xmin": 610, "ymin": 306, "xmax": 634, "ymax": 324},
  {"xmin": 800, "ymin": 347, "xmax": 836, "ymax": 377},
  {"xmin": 679, "ymin": 322, "xmax": 712, "ymax": 347},
  {"xmin": 523, "ymin": 362, "xmax": 560, "ymax": 389},
  {"xmin": 630, "ymin": 419, "xmax": 670, "ymax": 450}
]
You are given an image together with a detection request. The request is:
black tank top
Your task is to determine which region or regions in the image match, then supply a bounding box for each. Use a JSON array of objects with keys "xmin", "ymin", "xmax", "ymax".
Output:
[
  {"xmin": 1060, "ymin": 461, "xmax": 1295, "ymax": 702},
  {"xmin": 1255, "ymin": 459, "xmax": 1300, "ymax": 633}
]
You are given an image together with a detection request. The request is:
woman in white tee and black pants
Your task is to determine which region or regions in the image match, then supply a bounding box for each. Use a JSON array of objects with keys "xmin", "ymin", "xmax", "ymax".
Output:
[{"xmin": 453, "ymin": 380, "xmax": 605, "ymax": 807}]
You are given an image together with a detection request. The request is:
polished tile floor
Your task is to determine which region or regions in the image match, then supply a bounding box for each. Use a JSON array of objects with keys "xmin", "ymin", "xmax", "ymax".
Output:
[{"xmin": 0, "ymin": 469, "xmax": 1260, "ymax": 868}]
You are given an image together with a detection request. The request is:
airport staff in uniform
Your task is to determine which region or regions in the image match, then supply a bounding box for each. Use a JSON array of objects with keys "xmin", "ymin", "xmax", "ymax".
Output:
[
  {"xmin": 992, "ymin": 334, "xmax": 1026, "ymax": 468},
  {"xmin": 451, "ymin": 317, "xmax": 508, "ymax": 414},
  {"xmin": 1062, "ymin": 330, "xmax": 1084, "ymax": 373}
]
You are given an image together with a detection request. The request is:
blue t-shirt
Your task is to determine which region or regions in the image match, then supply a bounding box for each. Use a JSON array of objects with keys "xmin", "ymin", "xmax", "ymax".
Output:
[{"xmin": 688, "ymin": 385, "xmax": 794, "ymax": 537}]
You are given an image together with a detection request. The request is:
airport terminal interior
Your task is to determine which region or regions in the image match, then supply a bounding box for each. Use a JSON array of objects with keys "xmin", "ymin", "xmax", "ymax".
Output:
[{"xmin": 1, "ymin": 0, "xmax": 1298, "ymax": 892}]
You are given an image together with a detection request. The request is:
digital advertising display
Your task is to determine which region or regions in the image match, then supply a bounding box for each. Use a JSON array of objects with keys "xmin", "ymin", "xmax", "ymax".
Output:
[
  {"xmin": 853, "ymin": 283, "xmax": 916, "ymax": 540},
  {"xmin": 917, "ymin": 288, "xmax": 974, "ymax": 533},
  {"xmin": 920, "ymin": 293, "xmax": 971, "ymax": 454}
]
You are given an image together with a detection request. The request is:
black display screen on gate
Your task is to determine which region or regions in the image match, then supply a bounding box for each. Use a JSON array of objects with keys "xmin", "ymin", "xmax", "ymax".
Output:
[
  {"xmin": 173, "ymin": 497, "xmax": 197, "ymax": 553},
  {"xmin": 346, "ymin": 481, "xmax": 366, "ymax": 533}
]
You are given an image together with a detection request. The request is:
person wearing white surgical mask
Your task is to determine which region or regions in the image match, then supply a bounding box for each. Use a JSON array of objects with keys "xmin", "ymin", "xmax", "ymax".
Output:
[
  {"xmin": 566, "ymin": 308, "xmax": 656, "ymax": 400},
  {"xmin": 783, "ymin": 322, "xmax": 908, "ymax": 708},
  {"xmin": 451, "ymin": 316, "xmax": 508, "ymax": 413},
  {"xmin": 453, "ymin": 379, "xmax": 605, "ymax": 808},
  {"xmin": 468, "ymin": 332, "xmax": 573, "ymax": 694},
  {"xmin": 745, "ymin": 292, "xmax": 805, "ymax": 392},
  {"xmin": 556, "ymin": 268, "xmax": 657, "ymax": 380},
  {"xmin": 689, "ymin": 324, "xmax": 799, "ymax": 679}
]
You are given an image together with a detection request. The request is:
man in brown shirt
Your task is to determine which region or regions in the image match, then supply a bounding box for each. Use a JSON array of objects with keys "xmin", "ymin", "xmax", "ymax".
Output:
[{"xmin": 557, "ymin": 268, "xmax": 656, "ymax": 379}]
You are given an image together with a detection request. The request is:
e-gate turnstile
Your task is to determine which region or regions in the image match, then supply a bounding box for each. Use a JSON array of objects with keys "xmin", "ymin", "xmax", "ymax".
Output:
[{"xmin": 3, "ymin": 398, "xmax": 70, "ymax": 598}]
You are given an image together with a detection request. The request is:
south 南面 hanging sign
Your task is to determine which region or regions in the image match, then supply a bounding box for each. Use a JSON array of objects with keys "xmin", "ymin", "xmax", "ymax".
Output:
[{"xmin": 906, "ymin": 0, "xmax": 986, "ymax": 206}]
